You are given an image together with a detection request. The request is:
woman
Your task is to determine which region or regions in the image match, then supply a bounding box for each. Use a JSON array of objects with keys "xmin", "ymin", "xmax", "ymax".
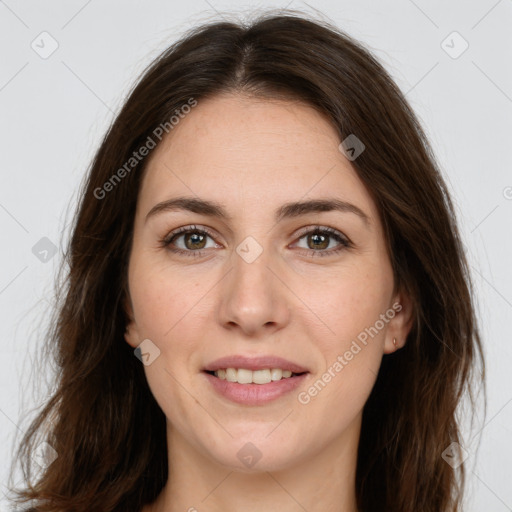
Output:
[{"xmin": 10, "ymin": 10, "xmax": 485, "ymax": 512}]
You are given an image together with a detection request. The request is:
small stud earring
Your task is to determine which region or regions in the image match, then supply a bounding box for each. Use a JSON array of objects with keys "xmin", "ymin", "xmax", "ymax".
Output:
[{"xmin": 393, "ymin": 337, "xmax": 397, "ymax": 348}]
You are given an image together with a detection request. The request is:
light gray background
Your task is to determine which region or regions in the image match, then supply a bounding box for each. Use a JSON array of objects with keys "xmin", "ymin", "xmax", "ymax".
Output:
[{"xmin": 1, "ymin": 1, "xmax": 511, "ymax": 510}]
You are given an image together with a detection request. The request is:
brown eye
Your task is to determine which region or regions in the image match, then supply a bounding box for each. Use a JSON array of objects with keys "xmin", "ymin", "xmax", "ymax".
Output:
[
  {"xmin": 293, "ymin": 226, "xmax": 351, "ymax": 257},
  {"xmin": 183, "ymin": 232, "xmax": 207, "ymax": 250},
  {"xmin": 307, "ymin": 232, "xmax": 330, "ymax": 250},
  {"xmin": 161, "ymin": 225, "xmax": 219, "ymax": 256}
]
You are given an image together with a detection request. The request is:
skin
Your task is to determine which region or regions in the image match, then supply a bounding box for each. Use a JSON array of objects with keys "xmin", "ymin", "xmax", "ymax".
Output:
[{"xmin": 124, "ymin": 93, "xmax": 413, "ymax": 512}]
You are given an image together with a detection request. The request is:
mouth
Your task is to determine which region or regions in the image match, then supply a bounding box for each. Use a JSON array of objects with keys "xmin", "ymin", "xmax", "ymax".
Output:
[{"xmin": 201, "ymin": 355, "xmax": 310, "ymax": 404}]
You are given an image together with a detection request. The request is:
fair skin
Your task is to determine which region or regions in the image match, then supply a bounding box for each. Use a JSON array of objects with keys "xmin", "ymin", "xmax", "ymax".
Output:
[{"xmin": 125, "ymin": 93, "xmax": 413, "ymax": 512}]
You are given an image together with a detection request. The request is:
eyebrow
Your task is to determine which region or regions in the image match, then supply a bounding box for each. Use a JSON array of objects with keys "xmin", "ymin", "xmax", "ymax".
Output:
[{"xmin": 145, "ymin": 196, "xmax": 371, "ymax": 227}]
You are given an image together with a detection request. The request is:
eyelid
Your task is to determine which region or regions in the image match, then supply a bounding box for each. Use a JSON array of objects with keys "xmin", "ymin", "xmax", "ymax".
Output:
[
  {"xmin": 162, "ymin": 224, "xmax": 220, "ymax": 247},
  {"xmin": 292, "ymin": 224, "xmax": 351, "ymax": 244}
]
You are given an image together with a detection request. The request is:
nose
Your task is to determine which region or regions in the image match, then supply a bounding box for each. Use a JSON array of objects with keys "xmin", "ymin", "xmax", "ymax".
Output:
[{"xmin": 217, "ymin": 242, "xmax": 291, "ymax": 338}]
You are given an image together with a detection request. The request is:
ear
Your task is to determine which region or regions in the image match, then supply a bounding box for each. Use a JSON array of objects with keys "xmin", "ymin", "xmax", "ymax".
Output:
[
  {"xmin": 383, "ymin": 287, "xmax": 415, "ymax": 354},
  {"xmin": 123, "ymin": 294, "xmax": 141, "ymax": 349}
]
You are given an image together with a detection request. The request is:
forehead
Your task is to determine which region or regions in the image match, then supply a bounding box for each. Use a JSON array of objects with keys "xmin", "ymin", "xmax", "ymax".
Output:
[{"xmin": 138, "ymin": 94, "xmax": 378, "ymax": 223}]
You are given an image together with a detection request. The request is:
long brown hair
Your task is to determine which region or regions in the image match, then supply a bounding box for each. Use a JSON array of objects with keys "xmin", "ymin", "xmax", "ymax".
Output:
[{"xmin": 9, "ymin": 10, "xmax": 486, "ymax": 512}]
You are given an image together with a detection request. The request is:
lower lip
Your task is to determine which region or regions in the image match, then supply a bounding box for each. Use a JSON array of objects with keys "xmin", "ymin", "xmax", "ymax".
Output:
[{"xmin": 202, "ymin": 371, "xmax": 309, "ymax": 405}]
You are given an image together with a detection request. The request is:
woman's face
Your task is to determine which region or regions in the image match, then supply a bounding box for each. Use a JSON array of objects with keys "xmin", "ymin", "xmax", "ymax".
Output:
[{"xmin": 125, "ymin": 93, "xmax": 411, "ymax": 472}]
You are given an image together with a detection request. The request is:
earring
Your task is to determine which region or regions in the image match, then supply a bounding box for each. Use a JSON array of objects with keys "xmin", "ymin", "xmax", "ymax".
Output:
[{"xmin": 393, "ymin": 337, "xmax": 397, "ymax": 348}]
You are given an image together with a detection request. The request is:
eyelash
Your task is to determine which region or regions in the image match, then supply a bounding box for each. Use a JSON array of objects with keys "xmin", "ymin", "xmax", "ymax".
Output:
[{"xmin": 159, "ymin": 224, "xmax": 352, "ymax": 258}]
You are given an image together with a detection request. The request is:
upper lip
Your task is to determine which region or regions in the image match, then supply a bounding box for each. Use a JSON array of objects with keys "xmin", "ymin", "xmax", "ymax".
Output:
[{"xmin": 203, "ymin": 355, "xmax": 309, "ymax": 373}]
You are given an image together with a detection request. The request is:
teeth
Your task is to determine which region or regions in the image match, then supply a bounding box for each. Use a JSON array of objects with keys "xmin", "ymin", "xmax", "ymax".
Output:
[
  {"xmin": 271, "ymin": 368, "xmax": 283, "ymax": 381},
  {"xmin": 214, "ymin": 368, "xmax": 295, "ymax": 384}
]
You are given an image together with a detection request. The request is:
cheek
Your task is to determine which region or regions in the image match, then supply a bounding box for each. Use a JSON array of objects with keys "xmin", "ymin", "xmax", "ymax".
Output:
[
  {"xmin": 129, "ymin": 259, "xmax": 213, "ymax": 396},
  {"xmin": 295, "ymin": 268, "xmax": 391, "ymax": 432},
  {"xmin": 307, "ymin": 263, "xmax": 392, "ymax": 344},
  {"xmin": 129, "ymin": 263, "xmax": 208, "ymax": 425},
  {"xmin": 129, "ymin": 258, "xmax": 207, "ymax": 338}
]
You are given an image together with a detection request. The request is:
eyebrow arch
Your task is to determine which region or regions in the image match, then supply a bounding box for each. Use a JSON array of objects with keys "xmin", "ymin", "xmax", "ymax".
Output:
[{"xmin": 145, "ymin": 196, "xmax": 371, "ymax": 227}]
